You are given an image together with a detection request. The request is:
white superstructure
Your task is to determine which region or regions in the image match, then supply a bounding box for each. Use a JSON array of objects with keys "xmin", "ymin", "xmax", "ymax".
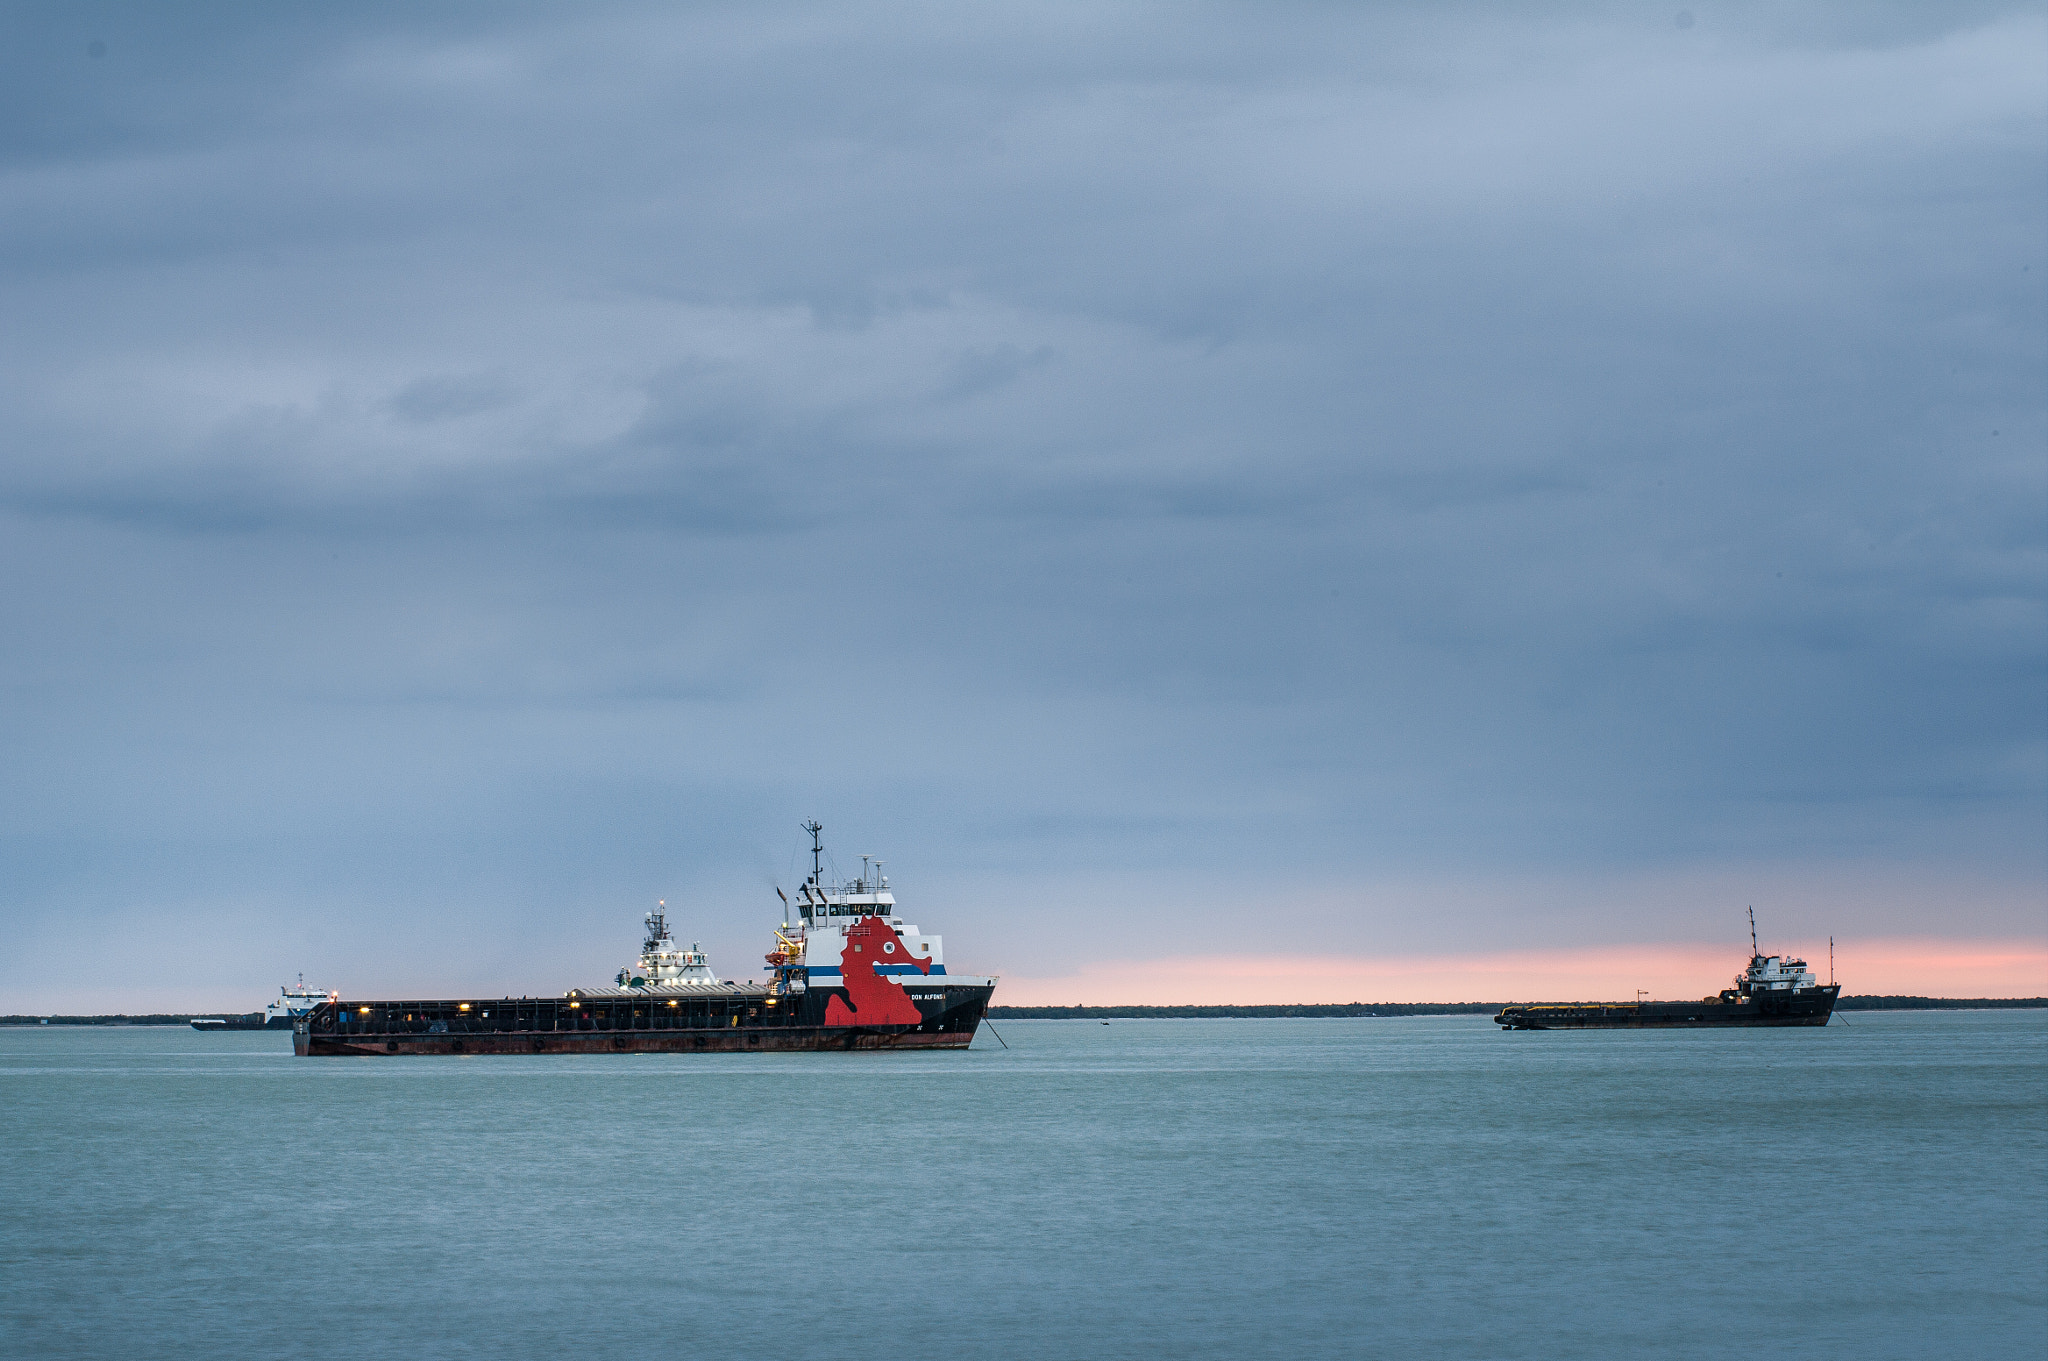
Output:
[
  {"xmin": 1731, "ymin": 908, "xmax": 1819, "ymax": 995},
  {"xmin": 266, "ymin": 975, "xmax": 337, "ymax": 1024},
  {"xmin": 1736, "ymin": 954, "xmax": 1816, "ymax": 994},
  {"xmin": 767, "ymin": 824, "xmax": 994, "ymax": 996},
  {"xmin": 784, "ymin": 860, "xmax": 943, "ymax": 989},
  {"xmin": 575, "ymin": 827, "xmax": 993, "ymax": 1008},
  {"xmin": 615, "ymin": 903, "xmax": 721, "ymax": 988}
]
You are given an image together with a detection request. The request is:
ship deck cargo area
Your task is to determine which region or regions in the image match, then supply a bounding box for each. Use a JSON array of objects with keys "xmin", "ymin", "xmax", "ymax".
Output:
[
  {"xmin": 296, "ymin": 984, "xmax": 991, "ymax": 1054},
  {"xmin": 1495, "ymin": 987, "xmax": 1839, "ymax": 1030},
  {"xmin": 314, "ymin": 990, "xmax": 788, "ymax": 1037}
]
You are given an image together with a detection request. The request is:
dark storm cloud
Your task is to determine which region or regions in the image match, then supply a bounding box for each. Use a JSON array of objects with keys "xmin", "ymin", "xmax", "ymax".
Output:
[{"xmin": 0, "ymin": 2, "xmax": 2041, "ymax": 1003}]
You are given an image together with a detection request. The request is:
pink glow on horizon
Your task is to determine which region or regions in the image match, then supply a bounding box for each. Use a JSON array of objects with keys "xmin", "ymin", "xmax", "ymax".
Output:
[{"xmin": 994, "ymin": 937, "xmax": 2048, "ymax": 1006}]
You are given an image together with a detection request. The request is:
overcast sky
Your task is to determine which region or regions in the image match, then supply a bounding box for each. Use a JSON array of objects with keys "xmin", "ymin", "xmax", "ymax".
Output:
[{"xmin": 3, "ymin": 2, "xmax": 2043, "ymax": 1009}]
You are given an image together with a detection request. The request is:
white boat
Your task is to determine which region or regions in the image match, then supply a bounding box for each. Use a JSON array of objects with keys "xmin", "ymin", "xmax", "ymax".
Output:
[{"xmin": 191, "ymin": 975, "xmax": 337, "ymax": 1030}]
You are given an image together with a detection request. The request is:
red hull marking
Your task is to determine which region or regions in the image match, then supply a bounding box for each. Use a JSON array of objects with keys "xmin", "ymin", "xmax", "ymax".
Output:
[{"xmin": 823, "ymin": 916, "xmax": 932, "ymax": 1026}]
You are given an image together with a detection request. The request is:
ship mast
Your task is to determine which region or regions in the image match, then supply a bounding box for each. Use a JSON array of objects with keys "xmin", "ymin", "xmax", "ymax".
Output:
[
  {"xmin": 803, "ymin": 820, "xmax": 824, "ymax": 886},
  {"xmin": 1748, "ymin": 906, "xmax": 1758, "ymax": 956}
]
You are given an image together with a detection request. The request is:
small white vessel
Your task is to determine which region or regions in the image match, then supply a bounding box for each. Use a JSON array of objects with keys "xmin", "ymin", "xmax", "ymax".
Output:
[{"xmin": 191, "ymin": 975, "xmax": 337, "ymax": 1030}]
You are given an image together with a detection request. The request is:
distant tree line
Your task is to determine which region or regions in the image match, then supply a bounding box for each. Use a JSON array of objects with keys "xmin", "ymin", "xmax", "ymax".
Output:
[{"xmin": 1832, "ymin": 996, "xmax": 2047, "ymax": 1011}]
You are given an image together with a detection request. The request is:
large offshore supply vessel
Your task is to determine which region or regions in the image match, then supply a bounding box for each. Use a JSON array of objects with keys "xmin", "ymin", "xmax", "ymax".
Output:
[
  {"xmin": 295, "ymin": 826, "xmax": 996, "ymax": 1056},
  {"xmin": 1494, "ymin": 913, "xmax": 1840, "ymax": 1030}
]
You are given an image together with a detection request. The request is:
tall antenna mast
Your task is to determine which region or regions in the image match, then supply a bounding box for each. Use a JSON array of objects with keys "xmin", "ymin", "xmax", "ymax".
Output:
[
  {"xmin": 1749, "ymin": 906, "xmax": 1758, "ymax": 955},
  {"xmin": 803, "ymin": 821, "xmax": 824, "ymax": 885},
  {"xmin": 1829, "ymin": 936, "xmax": 1834, "ymax": 987}
]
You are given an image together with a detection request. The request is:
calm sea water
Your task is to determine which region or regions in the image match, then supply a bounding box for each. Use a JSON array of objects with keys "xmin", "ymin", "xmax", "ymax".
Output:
[{"xmin": 1, "ymin": 1011, "xmax": 2042, "ymax": 1360}]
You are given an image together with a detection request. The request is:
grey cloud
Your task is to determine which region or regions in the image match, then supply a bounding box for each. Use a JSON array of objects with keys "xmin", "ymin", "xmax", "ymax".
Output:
[
  {"xmin": 0, "ymin": 2, "xmax": 2040, "ymax": 1003},
  {"xmin": 936, "ymin": 343, "xmax": 1058, "ymax": 401},
  {"xmin": 389, "ymin": 372, "xmax": 516, "ymax": 423}
]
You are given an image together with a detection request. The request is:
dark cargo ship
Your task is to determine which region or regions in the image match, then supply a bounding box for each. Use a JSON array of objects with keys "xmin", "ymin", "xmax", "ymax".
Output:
[
  {"xmin": 1495, "ymin": 913, "xmax": 1840, "ymax": 1030},
  {"xmin": 295, "ymin": 825, "xmax": 996, "ymax": 1056}
]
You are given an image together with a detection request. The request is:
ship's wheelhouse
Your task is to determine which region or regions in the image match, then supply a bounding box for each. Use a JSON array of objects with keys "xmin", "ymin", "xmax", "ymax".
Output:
[{"xmin": 1737, "ymin": 954, "xmax": 1817, "ymax": 994}]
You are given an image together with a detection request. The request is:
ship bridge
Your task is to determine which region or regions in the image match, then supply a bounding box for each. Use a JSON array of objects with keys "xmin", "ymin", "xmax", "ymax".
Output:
[
  {"xmin": 798, "ymin": 882, "xmax": 895, "ymax": 920},
  {"xmin": 793, "ymin": 847, "xmax": 897, "ymax": 921},
  {"xmin": 1738, "ymin": 954, "xmax": 1815, "ymax": 994}
]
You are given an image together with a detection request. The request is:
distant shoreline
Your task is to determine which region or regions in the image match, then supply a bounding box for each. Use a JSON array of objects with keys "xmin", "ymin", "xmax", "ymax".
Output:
[{"xmin": 3, "ymin": 996, "xmax": 2043, "ymax": 1025}]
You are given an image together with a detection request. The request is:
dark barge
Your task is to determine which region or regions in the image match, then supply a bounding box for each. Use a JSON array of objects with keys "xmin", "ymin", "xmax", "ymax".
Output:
[
  {"xmin": 295, "ymin": 981, "xmax": 994, "ymax": 1055},
  {"xmin": 1493, "ymin": 987, "xmax": 1839, "ymax": 1030}
]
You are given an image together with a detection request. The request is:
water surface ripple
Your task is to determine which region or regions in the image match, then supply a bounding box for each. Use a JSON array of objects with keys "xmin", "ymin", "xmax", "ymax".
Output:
[{"xmin": 2, "ymin": 1012, "xmax": 2041, "ymax": 1359}]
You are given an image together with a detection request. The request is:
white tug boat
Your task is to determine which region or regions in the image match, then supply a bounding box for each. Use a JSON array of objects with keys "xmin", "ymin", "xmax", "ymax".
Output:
[{"xmin": 191, "ymin": 976, "xmax": 338, "ymax": 1031}]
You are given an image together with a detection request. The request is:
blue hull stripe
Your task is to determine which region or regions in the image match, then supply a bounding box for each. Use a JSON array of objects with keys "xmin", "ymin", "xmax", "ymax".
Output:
[{"xmin": 804, "ymin": 965, "xmax": 946, "ymax": 978}]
